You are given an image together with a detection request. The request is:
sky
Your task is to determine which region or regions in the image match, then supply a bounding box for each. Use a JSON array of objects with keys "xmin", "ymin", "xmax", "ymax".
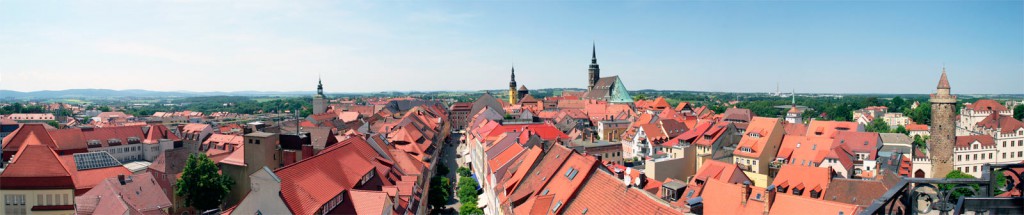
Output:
[{"xmin": 1, "ymin": 1, "xmax": 1021, "ymax": 94}]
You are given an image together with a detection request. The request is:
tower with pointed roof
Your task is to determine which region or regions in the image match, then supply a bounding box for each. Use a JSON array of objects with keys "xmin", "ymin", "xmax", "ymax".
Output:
[
  {"xmin": 928, "ymin": 67, "xmax": 957, "ymax": 177},
  {"xmin": 509, "ymin": 66, "xmax": 518, "ymax": 104},
  {"xmin": 588, "ymin": 43, "xmax": 600, "ymax": 91},
  {"xmin": 785, "ymin": 90, "xmax": 802, "ymax": 124},
  {"xmin": 312, "ymin": 77, "xmax": 328, "ymax": 115}
]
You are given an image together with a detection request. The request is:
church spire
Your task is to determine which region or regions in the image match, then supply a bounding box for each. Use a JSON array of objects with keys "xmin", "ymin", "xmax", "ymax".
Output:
[
  {"xmin": 588, "ymin": 43, "xmax": 600, "ymax": 91},
  {"xmin": 509, "ymin": 66, "xmax": 517, "ymax": 89},
  {"xmin": 316, "ymin": 75, "xmax": 324, "ymax": 96},
  {"xmin": 591, "ymin": 42, "xmax": 597, "ymax": 64}
]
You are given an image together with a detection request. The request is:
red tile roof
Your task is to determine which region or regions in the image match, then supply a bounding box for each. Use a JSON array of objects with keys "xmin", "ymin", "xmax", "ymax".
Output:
[
  {"xmin": 771, "ymin": 164, "xmax": 832, "ymax": 199},
  {"xmin": 666, "ymin": 121, "xmax": 714, "ymax": 147},
  {"xmin": 734, "ymin": 117, "xmax": 782, "ymax": 158},
  {"xmin": 0, "ymin": 145, "xmax": 75, "ymax": 189},
  {"xmin": 777, "ymin": 134, "xmax": 837, "ymax": 165},
  {"xmin": 966, "ymin": 99, "xmax": 1008, "ymax": 112},
  {"xmin": 486, "ymin": 123, "xmax": 568, "ymax": 142},
  {"xmin": 955, "ymin": 135, "xmax": 995, "ymax": 148},
  {"xmin": 768, "ymin": 193, "xmax": 859, "ymax": 215},
  {"xmin": 340, "ymin": 190, "xmax": 390, "ymax": 214},
  {"xmin": 906, "ymin": 123, "xmax": 928, "ymax": 131},
  {"xmin": 561, "ymin": 170, "xmax": 681, "ymax": 215},
  {"xmin": 806, "ymin": 120, "xmax": 860, "ymax": 138},
  {"xmin": 75, "ymin": 172, "xmax": 172, "ymax": 215},
  {"xmin": 782, "ymin": 122, "xmax": 808, "ymax": 135},
  {"xmin": 60, "ymin": 155, "xmax": 133, "ymax": 195},
  {"xmin": 274, "ymin": 138, "xmax": 386, "ymax": 215},
  {"xmin": 145, "ymin": 124, "xmax": 181, "ymax": 143},
  {"xmin": 2, "ymin": 124, "xmax": 62, "ymax": 158},
  {"xmin": 700, "ymin": 179, "xmax": 767, "ymax": 215},
  {"xmin": 833, "ymin": 131, "xmax": 881, "ymax": 160},
  {"xmin": 977, "ymin": 113, "xmax": 1024, "ymax": 134}
]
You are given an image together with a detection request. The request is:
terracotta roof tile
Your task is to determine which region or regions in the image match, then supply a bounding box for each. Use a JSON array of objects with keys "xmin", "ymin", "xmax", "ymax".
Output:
[
  {"xmin": 955, "ymin": 135, "xmax": 995, "ymax": 148},
  {"xmin": 966, "ymin": 99, "xmax": 1008, "ymax": 112},
  {"xmin": 771, "ymin": 164, "xmax": 832, "ymax": 199},
  {"xmin": 977, "ymin": 113, "xmax": 1024, "ymax": 134},
  {"xmin": 561, "ymin": 170, "xmax": 681, "ymax": 214},
  {"xmin": 0, "ymin": 145, "xmax": 75, "ymax": 189},
  {"xmin": 833, "ymin": 131, "xmax": 881, "ymax": 160},
  {"xmin": 734, "ymin": 117, "xmax": 783, "ymax": 158}
]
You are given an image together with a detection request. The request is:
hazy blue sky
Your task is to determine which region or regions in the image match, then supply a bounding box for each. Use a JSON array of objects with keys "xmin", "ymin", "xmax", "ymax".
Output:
[{"xmin": 1, "ymin": 1, "xmax": 1021, "ymax": 94}]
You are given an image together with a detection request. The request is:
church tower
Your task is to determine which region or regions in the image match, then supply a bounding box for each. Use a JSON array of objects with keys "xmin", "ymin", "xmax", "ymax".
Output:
[
  {"xmin": 928, "ymin": 68, "xmax": 957, "ymax": 177},
  {"xmin": 509, "ymin": 66, "xmax": 518, "ymax": 104},
  {"xmin": 588, "ymin": 43, "xmax": 600, "ymax": 91},
  {"xmin": 785, "ymin": 90, "xmax": 803, "ymax": 124},
  {"xmin": 312, "ymin": 77, "xmax": 327, "ymax": 115}
]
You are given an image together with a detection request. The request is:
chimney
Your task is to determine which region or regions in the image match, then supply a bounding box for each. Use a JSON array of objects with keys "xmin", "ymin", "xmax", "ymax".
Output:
[
  {"xmin": 741, "ymin": 181, "xmax": 751, "ymax": 205},
  {"xmin": 638, "ymin": 172, "xmax": 648, "ymax": 188},
  {"xmin": 764, "ymin": 185, "xmax": 776, "ymax": 215}
]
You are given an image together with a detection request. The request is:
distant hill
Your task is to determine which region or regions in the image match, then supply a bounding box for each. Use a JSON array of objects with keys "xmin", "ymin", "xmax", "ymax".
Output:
[
  {"xmin": 1, "ymin": 88, "xmax": 1019, "ymax": 100},
  {"xmin": 0, "ymin": 89, "xmax": 317, "ymax": 99}
]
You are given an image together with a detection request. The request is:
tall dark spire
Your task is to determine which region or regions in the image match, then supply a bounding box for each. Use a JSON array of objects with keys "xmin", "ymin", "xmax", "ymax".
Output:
[
  {"xmin": 316, "ymin": 76, "xmax": 324, "ymax": 96},
  {"xmin": 509, "ymin": 66, "xmax": 517, "ymax": 89},
  {"xmin": 588, "ymin": 43, "xmax": 600, "ymax": 91}
]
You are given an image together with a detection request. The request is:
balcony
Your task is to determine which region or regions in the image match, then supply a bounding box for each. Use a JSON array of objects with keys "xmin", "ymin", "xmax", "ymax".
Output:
[{"xmin": 862, "ymin": 163, "xmax": 1024, "ymax": 215}]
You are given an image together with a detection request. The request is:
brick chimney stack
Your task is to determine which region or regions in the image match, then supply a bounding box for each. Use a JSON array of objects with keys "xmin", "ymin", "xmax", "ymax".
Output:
[{"xmin": 764, "ymin": 185, "xmax": 776, "ymax": 215}]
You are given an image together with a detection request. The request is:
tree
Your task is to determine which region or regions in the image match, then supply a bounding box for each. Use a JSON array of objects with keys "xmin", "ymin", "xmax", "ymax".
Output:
[
  {"xmin": 1015, "ymin": 105, "xmax": 1024, "ymax": 121},
  {"xmin": 905, "ymin": 102, "xmax": 931, "ymax": 125},
  {"xmin": 894, "ymin": 125, "xmax": 908, "ymax": 135},
  {"xmin": 913, "ymin": 135, "xmax": 929, "ymax": 150},
  {"xmin": 45, "ymin": 120, "xmax": 60, "ymax": 128},
  {"xmin": 866, "ymin": 118, "xmax": 890, "ymax": 133},
  {"xmin": 459, "ymin": 202, "xmax": 484, "ymax": 215},
  {"xmin": 457, "ymin": 167, "xmax": 472, "ymax": 177},
  {"xmin": 864, "ymin": 97, "xmax": 881, "ymax": 107},
  {"xmin": 939, "ymin": 170, "xmax": 978, "ymax": 202},
  {"xmin": 175, "ymin": 154, "xmax": 234, "ymax": 211},
  {"xmin": 428, "ymin": 176, "xmax": 451, "ymax": 210},
  {"xmin": 890, "ymin": 96, "xmax": 906, "ymax": 112},
  {"xmin": 456, "ymin": 176, "xmax": 480, "ymax": 207}
]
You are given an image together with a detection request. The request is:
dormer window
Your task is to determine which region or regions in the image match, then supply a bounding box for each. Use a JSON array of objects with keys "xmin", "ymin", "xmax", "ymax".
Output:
[
  {"xmin": 87, "ymin": 140, "xmax": 101, "ymax": 148},
  {"xmin": 360, "ymin": 169, "xmax": 375, "ymax": 185},
  {"xmin": 107, "ymin": 138, "xmax": 122, "ymax": 146}
]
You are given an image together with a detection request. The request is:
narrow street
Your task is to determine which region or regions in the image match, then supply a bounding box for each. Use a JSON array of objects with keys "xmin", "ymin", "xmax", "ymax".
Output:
[{"xmin": 439, "ymin": 132, "xmax": 464, "ymax": 214}]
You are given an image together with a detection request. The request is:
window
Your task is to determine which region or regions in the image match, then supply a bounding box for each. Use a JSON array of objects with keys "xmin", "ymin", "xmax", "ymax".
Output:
[
  {"xmin": 989, "ymin": 153, "xmax": 993, "ymax": 160},
  {"xmin": 4, "ymin": 194, "xmax": 27, "ymax": 215},
  {"xmin": 973, "ymin": 166, "xmax": 978, "ymax": 172},
  {"xmin": 1003, "ymin": 153, "xmax": 1006, "ymax": 159},
  {"xmin": 551, "ymin": 201, "xmax": 563, "ymax": 212}
]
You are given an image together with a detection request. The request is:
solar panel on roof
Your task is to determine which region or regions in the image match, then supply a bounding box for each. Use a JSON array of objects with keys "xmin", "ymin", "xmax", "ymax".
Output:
[{"xmin": 73, "ymin": 151, "xmax": 123, "ymax": 170}]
